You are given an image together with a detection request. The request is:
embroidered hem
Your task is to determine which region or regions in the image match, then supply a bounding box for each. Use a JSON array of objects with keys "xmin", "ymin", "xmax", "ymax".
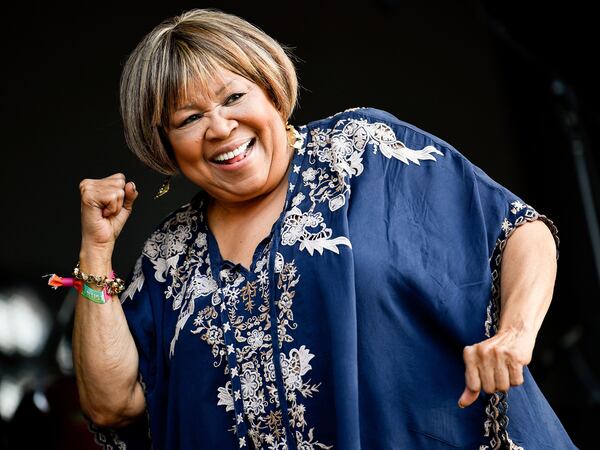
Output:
[{"xmin": 481, "ymin": 203, "xmax": 559, "ymax": 450}]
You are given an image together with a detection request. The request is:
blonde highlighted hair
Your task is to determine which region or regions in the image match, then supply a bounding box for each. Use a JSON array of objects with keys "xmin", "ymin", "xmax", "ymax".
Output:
[{"xmin": 120, "ymin": 9, "xmax": 298, "ymax": 174}]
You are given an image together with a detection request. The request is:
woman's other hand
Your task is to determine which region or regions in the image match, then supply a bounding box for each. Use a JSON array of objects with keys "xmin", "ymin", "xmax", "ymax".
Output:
[
  {"xmin": 79, "ymin": 173, "xmax": 138, "ymax": 260},
  {"xmin": 458, "ymin": 220, "xmax": 557, "ymax": 408},
  {"xmin": 458, "ymin": 329, "xmax": 534, "ymax": 407}
]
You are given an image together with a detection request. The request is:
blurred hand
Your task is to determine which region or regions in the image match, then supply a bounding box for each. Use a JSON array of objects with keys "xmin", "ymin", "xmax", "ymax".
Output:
[
  {"xmin": 79, "ymin": 173, "xmax": 138, "ymax": 259},
  {"xmin": 458, "ymin": 328, "xmax": 535, "ymax": 408}
]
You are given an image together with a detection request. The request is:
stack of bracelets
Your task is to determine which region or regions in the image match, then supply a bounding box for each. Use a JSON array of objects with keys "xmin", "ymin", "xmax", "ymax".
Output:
[{"xmin": 46, "ymin": 263, "xmax": 125, "ymax": 304}]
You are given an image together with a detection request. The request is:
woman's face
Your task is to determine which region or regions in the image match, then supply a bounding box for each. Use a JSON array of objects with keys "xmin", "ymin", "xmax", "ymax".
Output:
[{"xmin": 165, "ymin": 68, "xmax": 290, "ymax": 205}]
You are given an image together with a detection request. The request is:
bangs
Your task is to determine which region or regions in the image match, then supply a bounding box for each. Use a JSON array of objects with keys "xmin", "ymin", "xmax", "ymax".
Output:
[
  {"xmin": 155, "ymin": 45, "xmax": 219, "ymax": 129},
  {"xmin": 155, "ymin": 32, "xmax": 258, "ymax": 130}
]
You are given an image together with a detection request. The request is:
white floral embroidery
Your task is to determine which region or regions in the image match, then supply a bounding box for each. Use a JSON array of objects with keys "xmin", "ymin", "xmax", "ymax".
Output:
[
  {"xmin": 296, "ymin": 428, "xmax": 333, "ymax": 450},
  {"xmin": 133, "ymin": 207, "xmax": 219, "ymax": 357},
  {"xmin": 282, "ymin": 117, "xmax": 443, "ymax": 256},
  {"xmin": 121, "ymin": 256, "xmax": 144, "ymax": 303},
  {"xmin": 190, "ymin": 248, "xmax": 329, "ymax": 449},
  {"xmin": 123, "ymin": 112, "xmax": 445, "ymax": 448},
  {"xmin": 510, "ymin": 200, "xmax": 525, "ymax": 215},
  {"xmin": 500, "ymin": 218, "xmax": 512, "ymax": 234},
  {"xmin": 217, "ymin": 381, "xmax": 235, "ymax": 412}
]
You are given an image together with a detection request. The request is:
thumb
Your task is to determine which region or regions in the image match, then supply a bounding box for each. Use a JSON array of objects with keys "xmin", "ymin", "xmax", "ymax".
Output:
[
  {"xmin": 123, "ymin": 181, "xmax": 139, "ymax": 211},
  {"xmin": 458, "ymin": 387, "xmax": 480, "ymax": 408}
]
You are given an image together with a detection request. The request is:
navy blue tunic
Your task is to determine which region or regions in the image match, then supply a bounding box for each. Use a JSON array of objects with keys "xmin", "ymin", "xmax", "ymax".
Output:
[{"xmin": 91, "ymin": 108, "xmax": 577, "ymax": 449}]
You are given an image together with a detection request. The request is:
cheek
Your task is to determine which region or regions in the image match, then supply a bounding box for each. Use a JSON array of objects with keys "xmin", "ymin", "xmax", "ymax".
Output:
[
  {"xmin": 259, "ymin": 116, "xmax": 286, "ymax": 152},
  {"xmin": 170, "ymin": 134, "xmax": 205, "ymax": 164}
]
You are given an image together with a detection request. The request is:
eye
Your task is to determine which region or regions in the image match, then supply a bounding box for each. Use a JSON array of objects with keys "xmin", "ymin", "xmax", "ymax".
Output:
[
  {"xmin": 179, "ymin": 113, "xmax": 202, "ymax": 127},
  {"xmin": 224, "ymin": 92, "xmax": 245, "ymax": 105}
]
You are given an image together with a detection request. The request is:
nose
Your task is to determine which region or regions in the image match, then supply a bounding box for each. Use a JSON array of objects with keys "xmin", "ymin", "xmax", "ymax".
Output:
[{"xmin": 204, "ymin": 108, "xmax": 237, "ymax": 140}]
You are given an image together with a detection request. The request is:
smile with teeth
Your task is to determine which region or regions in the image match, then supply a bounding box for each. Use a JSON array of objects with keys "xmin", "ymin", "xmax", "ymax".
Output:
[{"xmin": 213, "ymin": 138, "xmax": 255, "ymax": 164}]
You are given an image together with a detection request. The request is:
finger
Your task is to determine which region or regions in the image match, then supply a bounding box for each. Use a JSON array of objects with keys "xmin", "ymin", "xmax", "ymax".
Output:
[
  {"xmin": 508, "ymin": 362, "xmax": 525, "ymax": 387},
  {"xmin": 123, "ymin": 181, "xmax": 138, "ymax": 211},
  {"xmin": 460, "ymin": 346, "xmax": 482, "ymax": 408},
  {"xmin": 459, "ymin": 363, "xmax": 481, "ymax": 407},
  {"xmin": 79, "ymin": 176, "xmax": 125, "ymax": 196},
  {"xmin": 105, "ymin": 177, "xmax": 127, "ymax": 190},
  {"xmin": 458, "ymin": 386, "xmax": 480, "ymax": 408},
  {"xmin": 101, "ymin": 189, "xmax": 125, "ymax": 218},
  {"xmin": 479, "ymin": 365, "xmax": 496, "ymax": 394},
  {"xmin": 494, "ymin": 366, "xmax": 510, "ymax": 392},
  {"xmin": 106, "ymin": 172, "xmax": 126, "ymax": 182}
]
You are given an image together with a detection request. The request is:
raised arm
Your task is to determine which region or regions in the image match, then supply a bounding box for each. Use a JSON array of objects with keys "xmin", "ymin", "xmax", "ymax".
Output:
[
  {"xmin": 72, "ymin": 173, "xmax": 146, "ymax": 426},
  {"xmin": 458, "ymin": 219, "xmax": 557, "ymax": 407}
]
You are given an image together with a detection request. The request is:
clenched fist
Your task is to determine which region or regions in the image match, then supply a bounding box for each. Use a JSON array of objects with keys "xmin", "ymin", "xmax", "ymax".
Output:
[
  {"xmin": 79, "ymin": 173, "xmax": 138, "ymax": 260},
  {"xmin": 458, "ymin": 328, "xmax": 534, "ymax": 408}
]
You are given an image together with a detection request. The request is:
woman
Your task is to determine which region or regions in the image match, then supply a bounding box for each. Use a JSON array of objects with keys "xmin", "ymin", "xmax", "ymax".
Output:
[{"xmin": 72, "ymin": 8, "xmax": 577, "ymax": 450}]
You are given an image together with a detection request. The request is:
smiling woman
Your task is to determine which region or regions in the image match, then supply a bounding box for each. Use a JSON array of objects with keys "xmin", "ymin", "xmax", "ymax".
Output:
[
  {"xmin": 165, "ymin": 70, "xmax": 291, "ymax": 205},
  {"xmin": 164, "ymin": 69, "xmax": 295, "ymax": 269},
  {"xmin": 119, "ymin": 9, "xmax": 297, "ymax": 177},
  {"xmin": 68, "ymin": 8, "xmax": 577, "ymax": 450}
]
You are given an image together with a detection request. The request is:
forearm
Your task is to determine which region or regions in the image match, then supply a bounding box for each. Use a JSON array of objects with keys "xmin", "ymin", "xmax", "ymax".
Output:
[
  {"xmin": 498, "ymin": 219, "xmax": 558, "ymax": 345},
  {"xmin": 459, "ymin": 219, "xmax": 558, "ymax": 406},
  {"xmin": 72, "ymin": 251, "xmax": 144, "ymax": 427}
]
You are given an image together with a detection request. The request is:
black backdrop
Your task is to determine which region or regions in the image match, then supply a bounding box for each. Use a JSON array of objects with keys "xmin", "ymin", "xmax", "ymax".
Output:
[{"xmin": 1, "ymin": 1, "xmax": 598, "ymax": 448}]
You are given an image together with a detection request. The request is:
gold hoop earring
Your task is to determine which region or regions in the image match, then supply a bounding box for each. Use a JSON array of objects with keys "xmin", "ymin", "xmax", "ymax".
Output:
[
  {"xmin": 286, "ymin": 123, "xmax": 303, "ymax": 151},
  {"xmin": 154, "ymin": 176, "xmax": 171, "ymax": 199}
]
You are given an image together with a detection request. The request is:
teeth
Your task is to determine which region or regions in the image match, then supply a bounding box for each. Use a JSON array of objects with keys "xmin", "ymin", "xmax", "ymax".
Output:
[{"xmin": 214, "ymin": 140, "xmax": 251, "ymax": 162}]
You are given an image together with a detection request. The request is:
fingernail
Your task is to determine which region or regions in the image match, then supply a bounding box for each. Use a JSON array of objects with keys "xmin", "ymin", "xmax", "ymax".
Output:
[
  {"xmin": 458, "ymin": 400, "xmax": 465, "ymax": 409},
  {"xmin": 131, "ymin": 181, "xmax": 137, "ymax": 191}
]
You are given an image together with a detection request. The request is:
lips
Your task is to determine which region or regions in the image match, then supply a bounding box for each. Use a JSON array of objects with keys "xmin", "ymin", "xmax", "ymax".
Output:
[{"xmin": 212, "ymin": 138, "xmax": 255, "ymax": 164}]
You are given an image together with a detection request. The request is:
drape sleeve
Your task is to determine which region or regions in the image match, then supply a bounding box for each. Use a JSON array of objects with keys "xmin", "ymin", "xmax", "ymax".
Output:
[
  {"xmin": 346, "ymin": 107, "xmax": 560, "ymax": 342},
  {"xmin": 468, "ymin": 162, "xmax": 559, "ymax": 336}
]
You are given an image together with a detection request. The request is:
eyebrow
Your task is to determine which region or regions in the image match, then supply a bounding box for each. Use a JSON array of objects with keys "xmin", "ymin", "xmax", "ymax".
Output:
[{"xmin": 175, "ymin": 80, "xmax": 234, "ymax": 112}]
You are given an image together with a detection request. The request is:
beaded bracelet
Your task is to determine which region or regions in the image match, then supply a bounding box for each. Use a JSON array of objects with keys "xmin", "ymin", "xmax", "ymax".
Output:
[
  {"xmin": 46, "ymin": 263, "xmax": 125, "ymax": 304},
  {"xmin": 72, "ymin": 263, "xmax": 125, "ymax": 296}
]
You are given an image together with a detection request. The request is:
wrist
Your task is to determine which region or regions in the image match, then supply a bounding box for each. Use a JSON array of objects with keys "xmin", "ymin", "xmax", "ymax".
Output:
[
  {"xmin": 497, "ymin": 321, "xmax": 538, "ymax": 344},
  {"xmin": 80, "ymin": 237, "xmax": 115, "ymax": 256},
  {"xmin": 79, "ymin": 248, "xmax": 113, "ymax": 275}
]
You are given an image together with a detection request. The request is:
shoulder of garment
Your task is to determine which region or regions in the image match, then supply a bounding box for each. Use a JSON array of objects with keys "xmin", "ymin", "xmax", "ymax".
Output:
[{"xmin": 302, "ymin": 106, "xmax": 471, "ymax": 160}]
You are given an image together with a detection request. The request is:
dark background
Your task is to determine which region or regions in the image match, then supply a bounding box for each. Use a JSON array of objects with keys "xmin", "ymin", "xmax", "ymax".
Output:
[{"xmin": 1, "ymin": 1, "xmax": 598, "ymax": 448}]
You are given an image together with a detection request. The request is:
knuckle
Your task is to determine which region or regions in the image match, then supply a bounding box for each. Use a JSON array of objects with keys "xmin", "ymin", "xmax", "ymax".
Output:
[
  {"xmin": 79, "ymin": 179, "xmax": 92, "ymax": 192},
  {"xmin": 114, "ymin": 174, "xmax": 127, "ymax": 185},
  {"xmin": 496, "ymin": 346, "xmax": 512, "ymax": 362},
  {"xmin": 507, "ymin": 349, "xmax": 527, "ymax": 365},
  {"xmin": 479, "ymin": 345, "xmax": 493, "ymax": 360},
  {"xmin": 463, "ymin": 345, "xmax": 477, "ymax": 359},
  {"xmin": 487, "ymin": 345, "xmax": 499, "ymax": 358},
  {"xmin": 501, "ymin": 345, "xmax": 516, "ymax": 357}
]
